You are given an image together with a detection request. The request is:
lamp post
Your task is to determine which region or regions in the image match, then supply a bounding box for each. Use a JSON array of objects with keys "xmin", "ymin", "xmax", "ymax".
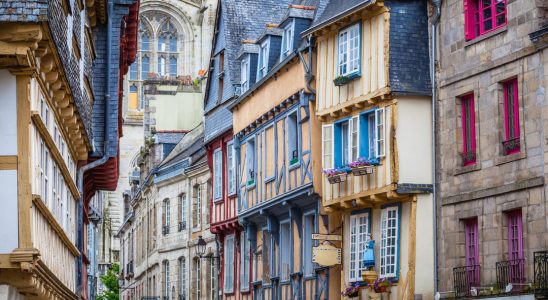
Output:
[{"xmin": 195, "ymin": 236, "xmax": 220, "ymax": 300}]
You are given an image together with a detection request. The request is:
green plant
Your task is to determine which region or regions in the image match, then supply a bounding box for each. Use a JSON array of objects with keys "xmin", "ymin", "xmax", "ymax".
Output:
[{"xmin": 96, "ymin": 263, "xmax": 120, "ymax": 300}]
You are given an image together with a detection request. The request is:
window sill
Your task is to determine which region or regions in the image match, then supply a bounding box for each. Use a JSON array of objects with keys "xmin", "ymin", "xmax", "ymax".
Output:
[
  {"xmin": 246, "ymin": 183, "xmax": 256, "ymax": 191},
  {"xmin": 334, "ymin": 72, "xmax": 361, "ymax": 86},
  {"xmin": 280, "ymin": 280, "xmax": 290, "ymax": 285},
  {"xmin": 251, "ymin": 280, "xmax": 263, "ymax": 286},
  {"xmin": 454, "ymin": 162, "xmax": 481, "ymax": 176},
  {"xmin": 303, "ymin": 274, "xmax": 315, "ymax": 281},
  {"xmin": 288, "ymin": 161, "xmax": 300, "ymax": 171},
  {"xmin": 495, "ymin": 150, "xmax": 526, "ymax": 166},
  {"xmin": 240, "ymin": 288, "xmax": 251, "ymax": 294},
  {"xmin": 213, "ymin": 197, "xmax": 223, "ymax": 203},
  {"xmin": 464, "ymin": 26, "xmax": 507, "ymax": 48},
  {"xmin": 228, "ymin": 192, "xmax": 237, "ymax": 198},
  {"xmin": 264, "ymin": 176, "xmax": 275, "ymax": 184}
]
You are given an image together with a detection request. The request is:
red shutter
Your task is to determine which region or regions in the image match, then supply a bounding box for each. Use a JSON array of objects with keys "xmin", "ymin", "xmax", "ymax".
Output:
[{"xmin": 463, "ymin": 0, "xmax": 475, "ymax": 40}]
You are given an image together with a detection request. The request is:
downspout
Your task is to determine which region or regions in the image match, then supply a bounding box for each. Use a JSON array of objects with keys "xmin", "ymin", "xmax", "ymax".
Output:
[
  {"xmin": 297, "ymin": 36, "xmax": 316, "ymax": 95},
  {"xmin": 215, "ymin": 234, "xmax": 221, "ymax": 300},
  {"xmin": 76, "ymin": 0, "xmax": 114, "ymax": 297},
  {"xmin": 431, "ymin": 0, "xmax": 441, "ymax": 294}
]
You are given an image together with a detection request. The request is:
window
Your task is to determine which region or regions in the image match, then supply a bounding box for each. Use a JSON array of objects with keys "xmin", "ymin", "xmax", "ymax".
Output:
[
  {"xmin": 334, "ymin": 116, "xmax": 359, "ymax": 167},
  {"xmin": 246, "ymin": 138, "xmax": 256, "ymax": 186},
  {"xmin": 507, "ymin": 210, "xmax": 524, "ymax": 283},
  {"xmin": 460, "ymin": 94, "xmax": 476, "ymax": 165},
  {"xmin": 280, "ymin": 222, "xmax": 291, "ymax": 281},
  {"xmin": 503, "ymin": 78, "xmax": 520, "ymax": 154},
  {"xmin": 129, "ymin": 62, "xmax": 137, "ymax": 80},
  {"xmin": 227, "ymin": 142, "xmax": 236, "ymax": 195},
  {"xmin": 141, "ymin": 56, "xmax": 150, "ymax": 80},
  {"xmin": 169, "ymin": 56, "xmax": 177, "ymax": 77},
  {"xmin": 464, "ymin": 0, "xmax": 506, "ymax": 40},
  {"xmin": 194, "ymin": 258, "xmax": 201, "ymax": 299},
  {"xmin": 241, "ymin": 56, "xmax": 249, "ymax": 93},
  {"xmin": 163, "ymin": 260, "xmax": 170, "ymax": 299},
  {"xmin": 240, "ymin": 231, "xmax": 250, "ymax": 291},
  {"xmin": 375, "ymin": 108, "xmax": 385, "ymax": 158},
  {"xmin": 192, "ymin": 185, "xmax": 201, "ymax": 228},
  {"xmin": 349, "ymin": 212, "xmax": 370, "ymax": 282},
  {"xmin": 129, "ymin": 85, "xmax": 139, "ymax": 110},
  {"xmin": 338, "ymin": 23, "xmax": 360, "ymax": 76},
  {"xmin": 464, "ymin": 218, "xmax": 480, "ymax": 286},
  {"xmin": 303, "ymin": 214, "xmax": 315, "ymax": 276},
  {"xmin": 262, "ymin": 231, "xmax": 271, "ymax": 282},
  {"xmin": 224, "ymin": 234, "xmax": 235, "ymax": 293},
  {"xmin": 139, "ymin": 22, "xmax": 150, "ymax": 51},
  {"xmin": 257, "ymin": 40, "xmax": 269, "ymax": 80},
  {"xmin": 163, "ymin": 199, "xmax": 170, "ymax": 235},
  {"xmin": 210, "ymin": 259, "xmax": 216, "ymax": 300},
  {"xmin": 380, "ymin": 206, "xmax": 399, "ymax": 278},
  {"xmin": 158, "ymin": 57, "xmax": 166, "ymax": 76},
  {"xmin": 179, "ymin": 194, "xmax": 187, "ymax": 231},
  {"xmin": 213, "ymin": 149, "xmax": 222, "ymax": 200},
  {"xmin": 322, "ymin": 125, "xmax": 334, "ymax": 169},
  {"xmin": 287, "ymin": 112, "xmax": 299, "ymax": 166},
  {"xmin": 170, "ymin": 36, "xmax": 177, "ymax": 52},
  {"xmin": 281, "ymin": 21, "xmax": 294, "ymax": 59}
]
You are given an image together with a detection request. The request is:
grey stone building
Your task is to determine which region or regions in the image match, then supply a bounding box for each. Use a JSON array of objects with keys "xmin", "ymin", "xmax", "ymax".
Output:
[{"xmin": 434, "ymin": 0, "xmax": 548, "ymax": 296}]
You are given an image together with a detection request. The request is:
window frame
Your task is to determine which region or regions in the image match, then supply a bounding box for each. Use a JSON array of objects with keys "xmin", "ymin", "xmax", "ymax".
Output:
[
  {"xmin": 502, "ymin": 78, "xmax": 520, "ymax": 155},
  {"xmin": 245, "ymin": 138, "xmax": 256, "ymax": 187},
  {"xmin": 348, "ymin": 210, "xmax": 371, "ymax": 282},
  {"xmin": 169, "ymin": 56, "xmax": 177, "ymax": 77},
  {"xmin": 223, "ymin": 234, "xmax": 235, "ymax": 293},
  {"xmin": 227, "ymin": 141, "xmax": 236, "ymax": 196},
  {"xmin": 241, "ymin": 55, "xmax": 250, "ymax": 93},
  {"xmin": 279, "ymin": 220, "xmax": 291, "ymax": 281},
  {"xmin": 460, "ymin": 93, "xmax": 477, "ymax": 165},
  {"xmin": 464, "ymin": 0, "xmax": 507, "ymax": 40},
  {"xmin": 337, "ymin": 22, "xmax": 361, "ymax": 77},
  {"xmin": 303, "ymin": 212, "xmax": 316, "ymax": 277},
  {"xmin": 213, "ymin": 148, "xmax": 223, "ymax": 201},
  {"xmin": 287, "ymin": 110, "xmax": 300, "ymax": 168},
  {"xmin": 257, "ymin": 39, "xmax": 270, "ymax": 80},
  {"xmin": 464, "ymin": 218, "xmax": 480, "ymax": 285},
  {"xmin": 507, "ymin": 210, "xmax": 523, "ymax": 260},
  {"xmin": 281, "ymin": 20, "xmax": 295, "ymax": 59},
  {"xmin": 180, "ymin": 257, "xmax": 187, "ymax": 299},
  {"xmin": 141, "ymin": 55, "xmax": 150, "ymax": 80},
  {"xmin": 240, "ymin": 231, "xmax": 250, "ymax": 291},
  {"xmin": 322, "ymin": 124, "xmax": 334, "ymax": 170},
  {"xmin": 374, "ymin": 108, "xmax": 386, "ymax": 158},
  {"xmin": 380, "ymin": 204, "xmax": 400, "ymax": 279}
]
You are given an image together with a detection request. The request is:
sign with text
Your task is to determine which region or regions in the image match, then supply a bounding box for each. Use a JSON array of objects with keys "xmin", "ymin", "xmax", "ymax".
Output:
[
  {"xmin": 312, "ymin": 244, "xmax": 341, "ymax": 266},
  {"xmin": 311, "ymin": 234, "xmax": 342, "ymax": 241}
]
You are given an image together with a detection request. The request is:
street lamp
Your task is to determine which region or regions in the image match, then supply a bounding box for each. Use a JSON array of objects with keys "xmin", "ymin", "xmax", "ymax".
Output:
[
  {"xmin": 196, "ymin": 235, "xmax": 207, "ymax": 258},
  {"xmin": 195, "ymin": 236, "xmax": 220, "ymax": 300}
]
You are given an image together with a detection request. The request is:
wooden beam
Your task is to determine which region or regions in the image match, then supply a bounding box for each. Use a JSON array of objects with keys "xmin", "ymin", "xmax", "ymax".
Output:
[{"xmin": 0, "ymin": 156, "xmax": 17, "ymax": 170}]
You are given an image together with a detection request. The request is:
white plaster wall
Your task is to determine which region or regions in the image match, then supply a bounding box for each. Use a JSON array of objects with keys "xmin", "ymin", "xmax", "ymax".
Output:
[
  {"xmin": 0, "ymin": 70, "xmax": 17, "ymax": 155},
  {"xmin": 0, "ymin": 171, "xmax": 18, "ymax": 253},
  {"xmin": 0, "ymin": 285, "xmax": 26, "ymax": 300},
  {"xmin": 415, "ymin": 194, "xmax": 435, "ymax": 300},
  {"xmin": 396, "ymin": 97, "xmax": 432, "ymax": 184}
]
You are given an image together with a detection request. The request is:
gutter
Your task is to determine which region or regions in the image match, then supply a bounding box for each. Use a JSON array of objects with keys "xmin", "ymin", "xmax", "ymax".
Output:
[
  {"xmin": 76, "ymin": 0, "xmax": 114, "ymax": 297},
  {"xmin": 431, "ymin": 0, "xmax": 441, "ymax": 295}
]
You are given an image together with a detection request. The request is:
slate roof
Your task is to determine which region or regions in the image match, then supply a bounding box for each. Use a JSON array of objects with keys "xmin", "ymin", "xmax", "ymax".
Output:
[
  {"xmin": 0, "ymin": 1, "xmax": 48, "ymax": 22},
  {"xmin": 304, "ymin": 0, "xmax": 373, "ymax": 35},
  {"xmin": 155, "ymin": 132, "xmax": 186, "ymax": 144}
]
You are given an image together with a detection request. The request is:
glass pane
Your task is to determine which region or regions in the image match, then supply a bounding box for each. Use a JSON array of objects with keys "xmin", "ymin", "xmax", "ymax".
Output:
[
  {"xmin": 481, "ymin": 0, "xmax": 492, "ymax": 8},
  {"xmin": 483, "ymin": 19, "xmax": 493, "ymax": 31},
  {"xmin": 496, "ymin": 13, "xmax": 506, "ymax": 26},
  {"xmin": 496, "ymin": 0, "xmax": 505, "ymax": 13},
  {"xmin": 483, "ymin": 7, "xmax": 492, "ymax": 19}
]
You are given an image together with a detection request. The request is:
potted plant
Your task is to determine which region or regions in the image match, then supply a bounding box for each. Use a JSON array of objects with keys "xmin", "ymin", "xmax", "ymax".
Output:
[
  {"xmin": 323, "ymin": 167, "xmax": 351, "ymax": 184},
  {"xmin": 371, "ymin": 277, "xmax": 392, "ymax": 293},
  {"xmin": 333, "ymin": 75, "xmax": 351, "ymax": 86},
  {"xmin": 341, "ymin": 282, "xmax": 360, "ymax": 298},
  {"xmin": 349, "ymin": 158, "xmax": 380, "ymax": 176}
]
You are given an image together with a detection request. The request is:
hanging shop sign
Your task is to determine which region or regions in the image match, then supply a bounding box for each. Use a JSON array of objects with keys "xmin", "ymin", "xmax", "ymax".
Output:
[
  {"xmin": 311, "ymin": 234, "xmax": 342, "ymax": 241},
  {"xmin": 312, "ymin": 244, "xmax": 341, "ymax": 266}
]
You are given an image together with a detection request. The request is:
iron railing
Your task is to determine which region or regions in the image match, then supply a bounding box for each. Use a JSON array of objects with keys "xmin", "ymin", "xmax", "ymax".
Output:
[
  {"xmin": 178, "ymin": 294, "xmax": 186, "ymax": 300},
  {"xmin": 496, "ymin": 259, "xmax": 525, "ymax": 291},
  {"xmin": 178, "ymin": 221, "xmax": 186, "ymax": 231},
  {"xmin": 461, "ymin": 152, "xmax": 477, "ymax": 166},
  {"xmin": 502, "ymin": 138, "xmax": 520, "ymax": 155},
  {"xmin": 453, "ymin": 265, "xmax": 480, "ymax": 298},
  {"xmin": 535, "ymin": 250, "xmax": 548, "ymax": 298}
]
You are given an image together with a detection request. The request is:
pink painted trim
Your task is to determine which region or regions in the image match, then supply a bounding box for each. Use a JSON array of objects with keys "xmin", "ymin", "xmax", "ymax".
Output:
[
  {"xmin": 507, "ymin": 210, "xmax": 523, "ymax": 260},
  {"xmin": 503, "ymin": 78, "xmax": 520, "ymax": 154},
  {"xmin": 461, "ymin": 94, "xmax": 476, "ymax": 166},
  {"xmin": 464, "ymin": 0, "xmax": 507, "ymax": 40},
  {"xmin": 464, "ymin": 218, "xmax": 480, "ymax": 286}
]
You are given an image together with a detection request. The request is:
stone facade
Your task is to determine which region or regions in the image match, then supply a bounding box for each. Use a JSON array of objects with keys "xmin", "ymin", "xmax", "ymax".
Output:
[{"xmin": 435, "ymin": 0, "xmax": 548, "ymax": 293}]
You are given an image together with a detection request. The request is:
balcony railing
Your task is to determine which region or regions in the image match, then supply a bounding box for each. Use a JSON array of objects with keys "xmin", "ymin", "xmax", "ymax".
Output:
[
  {"xmin": 461, "ymin": 152, "xmax": 477, "ymax": 166},
  {"xmin": 453, "ymin": 265, "xmax": 480, "ymax": 298},
  {"xmin": 535, "ymin": 250, "xmax": 548, "ymax": 298},
  {"xmin": 496, "ymin": 259, "xmax": 525, "ymax": 291},
  {"xmin": 502, "ymin": 138, "xmax": 520, "ymax": 155},
  {"xmin": 178, "ymin": 221, "xmax": 186, "ymax": 231},
  {"xmin": 126, "ymin": 261, "xmax": 134, "ymax": 278},
  {"xmin": 163, "ymin": 225, "xmax": 169, "ymax": 235},
  {"xmin": 179, "ymin": 294, "xmax": 187, "ymax": 300}
]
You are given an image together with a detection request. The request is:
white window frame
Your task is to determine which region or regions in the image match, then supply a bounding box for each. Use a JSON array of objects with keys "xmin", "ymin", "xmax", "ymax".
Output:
[
  {"xmin": 213, "ymin": 148, "xmax": 223, "ymax": 201},
  {"xmin": 180, "ymin": 257, "xmax": 187, "ymax": 299},
  {"xmin": 227, "ymin": 142, "xmax": 236, "ymax": 195},
  {"xmin": 337, "ymin": 23, "xmax": 360, "ymax": 76},
  {"xmin": 210, "ymin": 258, "xmax": 216, "ymax": 300},
  {"xmin": 380, "ymin": 206, "xmax": 399, "ymax": 278},
  {"xmin": 375, "ymin": 108, "xmax": 386, "ymax": 158},
  {"xmin": 322, "ymin": 125, "xmax": 334, "ymax": 169},
  {"xmin": 240, "ymin": 231, "xmax": 250, "ymax": 291},
  {"xmin": 350, "ymin": 116, "xmax": 360, "ymax": 162},
  {"xmin": 223, "ymin": 234, "xmax": 235, "ymax": 293},
  {"xmin": 165, "ymin": 199, "xmax": 171, "ymax": 232},
  {"xmin": 281, "ymin": 20, "xmax": 295, "ymax": 59},
  {"xmin": 181, "ymin": 193, "xmax": 187, "ymax": 229},
  {"xmin": 164, "ymin": 260, "xmax": 170, "ymax": 298},
  {"xmin": 279, "ymin": 221, "xmax": 291, "ymax": 281},
  {"xmin": 195, "ymin": 259, "xmax": 202, "ymax": 299},
  {"xmin": 241, "ymin": 56, "xmax": 249, "ymax": 93},
  {"xmin": 193, "ymin": 185, "xmax": 201, "ymax": 228},
  {"xmin": 257, "ymin": 40, "xmax": 269, "ymax": 80},
  {"xmin": 349, "ymin": 212, "xmax": 370, "ymax": 282}
]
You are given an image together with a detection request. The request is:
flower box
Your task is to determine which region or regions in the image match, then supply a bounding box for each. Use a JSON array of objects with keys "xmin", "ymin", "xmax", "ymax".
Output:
[
  {"xmin": 327, "ymin": 173, "xmax": 347, "ymax": 184},
  {"xmin": 351, "ymin": 165, "xmax": 374, "ymax": 176}
]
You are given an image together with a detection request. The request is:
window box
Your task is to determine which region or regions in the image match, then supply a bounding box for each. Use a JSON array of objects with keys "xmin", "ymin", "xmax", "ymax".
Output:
[
  {"xmin": 351, "ymin": 165, "xmax": 374, "ymax": 176},
  {"xmin": 333, "ymin": 73, "xmax": 360, "ymax": 86},
  {"xmin": 247, "ymin": 179, "xmax": 255, "ymax": 187},
  {"xmin": 502, "ymin": 138, "xmax": 520, "ymax": 155},
  {"xmin": 349, "ymin": 157, "xmax": 379, "ymax": 176},
  {"xmin": 324, "ymin": 167, "xmax": 351, "ymax": 184},
  {"xmin": 327, "ymin": 173, "xmax": 348, "ymax": 184}
]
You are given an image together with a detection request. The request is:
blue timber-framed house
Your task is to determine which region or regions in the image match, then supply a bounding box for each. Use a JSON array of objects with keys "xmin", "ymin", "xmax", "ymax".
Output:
[{"xmin": 227, "ymin": 1, "xmax": 331, "ymax": 299}]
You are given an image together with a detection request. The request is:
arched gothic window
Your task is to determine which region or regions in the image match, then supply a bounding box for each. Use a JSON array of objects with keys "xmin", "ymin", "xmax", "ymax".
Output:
[
  {"xmin": 158, "ymin": 56, "xmax": 166, "ymax": 76},
  {"xmin": 169, "ymin": 56, "xmax": 177, "ymax": 77},
  {"xmin": 139, "ymin": 22, "xmax": 150, "ymax": 51},
  {"xmin": 141, "ymin": 56, "xmax": 150, "ymax": 79},
  {"xmin": 158, "ymin": 21, "xmax": 177, "ymax": 52},
  {"xmin": 129, "ymin": 62, "xmax": 137, "ymax": 80}
]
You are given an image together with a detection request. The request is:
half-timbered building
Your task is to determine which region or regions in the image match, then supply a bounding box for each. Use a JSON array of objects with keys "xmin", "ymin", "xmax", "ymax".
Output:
[
  {"xmin": 303, "ymin": 1, "xmax": 435, "ymax": 299},
  {"xmin": 0, "ymin": 0, "xmax": 138, "ymax": 299},
  {"xmin": 228, "ymin": 2, "xmax": 332, "ymax": 299}
]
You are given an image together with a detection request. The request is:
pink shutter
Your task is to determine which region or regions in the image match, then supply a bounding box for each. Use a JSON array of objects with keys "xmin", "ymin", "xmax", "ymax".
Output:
[{"xmin": 463, "ymin": 0, "xmax": 475, "ymax": 40}]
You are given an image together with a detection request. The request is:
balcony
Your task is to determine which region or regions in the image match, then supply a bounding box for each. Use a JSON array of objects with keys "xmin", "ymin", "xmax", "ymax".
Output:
[
  {"xmin": 496, "ymin": 259, "xmax": 525, "ymax": 292},
  {"xmin": 502, "ymin": 138, "xmax": 520, "ymax": 155},
  {"xmin": 163, "ymin": 225, "xmax": 170, "ymax": 235},
  {"xmin": 178, "ymin": 221, "xmax": 186, "ymax": 231},
  {"xmin": 126, "ymin": 261, "xmax": 134, "ymax": 279},
  {"xmin": 535, "ymin": 250, "xmax": 548, "ymax": 298},
  {"xmin": 453, "ymin": 265, "xmax": 480, "ymax": 298}
]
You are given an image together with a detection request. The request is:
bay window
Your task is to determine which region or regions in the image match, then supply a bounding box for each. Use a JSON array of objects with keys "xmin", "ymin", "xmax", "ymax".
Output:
[
  {"xmin": 464, "ymin": 0, "xmax": 507, "ymax": 40},
  {"xmin": 349, "ymin": 211, "xmax": 370, "ymax": 282},
  {"xmin": 213, "ymin": 149, "xmax": 222, "ymax": 201},
  {"xmin": 338, "ymin": 23, "xmax": 361, "ymax": 77},
  {"xmin": 380, "ymin": 205, "xmax": 399, "ymax": 278}
]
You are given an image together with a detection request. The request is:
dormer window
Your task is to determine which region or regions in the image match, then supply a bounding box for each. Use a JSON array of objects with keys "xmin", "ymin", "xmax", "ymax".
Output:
[
  {"xmin": 257, "ymin": 40, "xmax": 269, "ymax": 80},
  {"xmin": 281, "ymin": 20, "xmax": 294, "ymax": 59},
  {"xmin": 241, "ymin": 55, "xmax": 250, "ymax": 93}
]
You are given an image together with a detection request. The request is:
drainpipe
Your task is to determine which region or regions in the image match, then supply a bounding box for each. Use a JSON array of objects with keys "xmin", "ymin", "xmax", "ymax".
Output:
[
  {"xmin": 431, "ymin": 0, "xmax": 441, "ymax": 294},
  {"xmin": 297, "ymin": 36, "xmax": 316, "ymax": 95},
  {"xmin": 76, "ymin": 0, "xmax": 115, "ymax": 297}
]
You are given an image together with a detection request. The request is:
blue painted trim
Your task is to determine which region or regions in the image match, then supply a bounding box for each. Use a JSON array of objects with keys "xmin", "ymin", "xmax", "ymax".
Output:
[
  {"xmin": 358, "ymin": 108, "xmax": 378, "ymax": 158},
  {"xmin": 380, "ymin": 202, "xmax": 402, "ymax": 282},
  {"xmin": 333, "ymin": 117, "xmax": 351, "ymax": 167}
]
